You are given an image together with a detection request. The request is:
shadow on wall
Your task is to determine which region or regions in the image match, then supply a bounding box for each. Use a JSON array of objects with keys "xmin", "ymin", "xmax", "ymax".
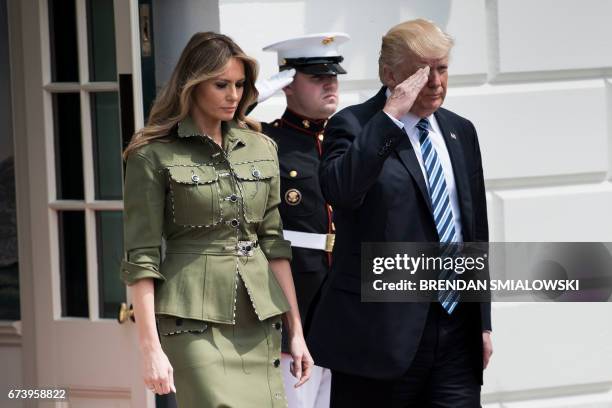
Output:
[{"xmin": 302, "ymin": 0, "xmax": 451, "ymax": 81}]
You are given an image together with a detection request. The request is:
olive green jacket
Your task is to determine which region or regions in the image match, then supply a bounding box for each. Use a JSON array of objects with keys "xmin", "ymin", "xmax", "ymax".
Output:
[{"xmin": 120, "ymin": 117, "xmax": 292, "ymax": 324}]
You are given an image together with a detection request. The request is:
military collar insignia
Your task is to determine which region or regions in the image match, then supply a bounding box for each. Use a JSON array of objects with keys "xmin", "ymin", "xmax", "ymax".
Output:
[{"xmin": 280, "ymin": 109, "xmax": 327, "ymax": 135}]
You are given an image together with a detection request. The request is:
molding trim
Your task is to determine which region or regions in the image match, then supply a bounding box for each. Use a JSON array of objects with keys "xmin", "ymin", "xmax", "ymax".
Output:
[
  {"xmin": 0, "ymin": 321, "xmax": 22, "ymax": 346},
  {"xmin": 67, "ymin": 385, "xmax": 131, "ymax": 400}
]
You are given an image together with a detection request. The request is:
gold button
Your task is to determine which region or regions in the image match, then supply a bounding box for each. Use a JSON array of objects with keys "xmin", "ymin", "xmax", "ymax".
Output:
[
  {"xmin": 289, "ymin": 170, "xmax": 298, "ymax": 178},
  {"xmin": 302, "ymin": 119, "xmax": 310, "ymax": 128},
  {"xmin": 273, "ymin": 121, "xmax": 279, "ymax": 127},
  {"xmin": 318, "ymin": 134, "xmax": 324, "ymax": 141}
]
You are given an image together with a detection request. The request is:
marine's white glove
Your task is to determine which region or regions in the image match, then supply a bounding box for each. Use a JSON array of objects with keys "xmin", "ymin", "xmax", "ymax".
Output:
[{"xmin": 256, "ymin": 68, "xmax": 296, "ymax": 103}]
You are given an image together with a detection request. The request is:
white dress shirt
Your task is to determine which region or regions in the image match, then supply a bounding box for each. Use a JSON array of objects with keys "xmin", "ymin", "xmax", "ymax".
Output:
[{"xmin": 384, "ymin": 89, "xmax": 463, "ymax": 242}]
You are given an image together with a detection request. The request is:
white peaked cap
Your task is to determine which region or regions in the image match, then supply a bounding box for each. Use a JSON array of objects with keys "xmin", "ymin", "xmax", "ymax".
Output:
[{"xmin": 263, "ymin": 32, "xmax": 350, "ymax": 66}]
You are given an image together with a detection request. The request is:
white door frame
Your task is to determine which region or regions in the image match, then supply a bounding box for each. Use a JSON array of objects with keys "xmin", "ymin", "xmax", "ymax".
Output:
[{"xmin": 10, "ymin": 0, "xmax": 151, "ymax": 406}]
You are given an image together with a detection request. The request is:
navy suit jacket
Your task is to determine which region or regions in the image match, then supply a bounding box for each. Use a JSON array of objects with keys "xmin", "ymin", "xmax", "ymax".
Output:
[{"xmin": 307, "ymin": 87, "xmax": 491, "ymax": 382}]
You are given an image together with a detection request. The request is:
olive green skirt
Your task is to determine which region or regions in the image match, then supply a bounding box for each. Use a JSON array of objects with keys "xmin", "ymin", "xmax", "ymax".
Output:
[{"xmin": 157, "ymin": 276, "xmax": 287, "ymax": 408}]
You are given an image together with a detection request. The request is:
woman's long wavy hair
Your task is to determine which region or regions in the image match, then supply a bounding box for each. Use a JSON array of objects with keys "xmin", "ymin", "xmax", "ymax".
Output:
[{"xmin": 123, "ymin": 32, "xmax": 259, "ymax": 159}]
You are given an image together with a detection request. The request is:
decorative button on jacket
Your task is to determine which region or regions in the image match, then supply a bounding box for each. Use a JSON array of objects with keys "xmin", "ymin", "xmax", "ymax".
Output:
[{"xmin": 121, "ymin": 116, "xmax": 292, "ymax": 324}]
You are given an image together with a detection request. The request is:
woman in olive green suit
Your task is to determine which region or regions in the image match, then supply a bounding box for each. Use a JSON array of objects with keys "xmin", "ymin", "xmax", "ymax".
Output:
[{"xmin": 121, "ymin": 32, "xmax": 313, "ymax": 407}]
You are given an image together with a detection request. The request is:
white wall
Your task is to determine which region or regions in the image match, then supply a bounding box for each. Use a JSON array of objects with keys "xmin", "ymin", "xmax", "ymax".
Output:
[{"xmin": 219, "ymin": 0, "xmax": 612, "ymax": 406}]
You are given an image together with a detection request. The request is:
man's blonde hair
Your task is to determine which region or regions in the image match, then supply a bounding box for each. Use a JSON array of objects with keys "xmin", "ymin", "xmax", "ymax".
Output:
[{"xmin": 378, "ymin": 19, "xmax": 454, "ymax": 84}]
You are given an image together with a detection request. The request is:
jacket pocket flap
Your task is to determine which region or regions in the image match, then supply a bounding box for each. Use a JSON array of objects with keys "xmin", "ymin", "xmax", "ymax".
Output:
[
  {"xmin": 157, "ymin": 317, "xmax": 209, "ymax": 336},
  {"xmin": 167, "ymin": 166, "xmax": 218, "ymax": 184},
  {"xmin": 233, "ymin": 160, "xmax": 276, "ymax": 180}
]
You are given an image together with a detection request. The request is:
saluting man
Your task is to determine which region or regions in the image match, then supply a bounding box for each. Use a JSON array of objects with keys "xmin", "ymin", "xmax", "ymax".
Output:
[{"xmin": 255, "ymin": 33, "xmax": 350, "ymax": 408}]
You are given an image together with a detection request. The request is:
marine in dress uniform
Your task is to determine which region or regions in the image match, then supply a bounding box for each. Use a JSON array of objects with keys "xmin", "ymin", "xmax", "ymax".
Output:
[
  {"xmin": 257, "ymin": 33, "xmax": 349, "ymax": 408},
  {"xmin": 263, "ymin": 111, "xmax": 332, "ymax": 317}
]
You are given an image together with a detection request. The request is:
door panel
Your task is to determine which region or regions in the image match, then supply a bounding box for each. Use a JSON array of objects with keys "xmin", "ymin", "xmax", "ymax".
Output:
[{"xmin": 23, "ymin": 0, "xmax": 153, "ymax": 406}]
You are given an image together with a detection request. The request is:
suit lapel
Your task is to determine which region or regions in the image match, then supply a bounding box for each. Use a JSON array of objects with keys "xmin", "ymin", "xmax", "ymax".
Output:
[
  {"xmin": 394, "ymin": 137, "xmax": 433, "ymax": 215},
  {"xmin": 371, "ymin": 87, "xmax": 434, "ymax": 215},
  {"xmin": 434, "ymin": 109, "xmax": 474, "ymax": 240},
  {"xmin": 364, "ymin": 91, "xmax": 475, "ymax": 239}
]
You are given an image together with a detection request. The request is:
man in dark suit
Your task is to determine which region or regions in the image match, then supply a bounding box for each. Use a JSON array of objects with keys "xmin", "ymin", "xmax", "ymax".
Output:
[{"xmin": 307, "ymin": 19, "xmax": 493, "ymax": 407}]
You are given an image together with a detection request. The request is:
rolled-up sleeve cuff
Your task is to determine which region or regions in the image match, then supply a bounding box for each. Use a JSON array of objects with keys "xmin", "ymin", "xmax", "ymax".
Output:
[
  {"xmin": 120, "ymin": 261, "xmax": 166, "ymax": 285},
  {"xmin": 259, "ymin": 238, "xmax": 292, "ymax": 261}
]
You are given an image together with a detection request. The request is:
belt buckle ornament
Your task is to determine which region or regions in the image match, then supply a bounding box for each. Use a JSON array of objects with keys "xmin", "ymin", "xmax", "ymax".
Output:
[
  {"xmin": 236, "ymin": 240, "xmax": 256, "ymax": 257},
  {"xmin": 325, "ymin": 233, "xmax": 335, "ymax": 253}
]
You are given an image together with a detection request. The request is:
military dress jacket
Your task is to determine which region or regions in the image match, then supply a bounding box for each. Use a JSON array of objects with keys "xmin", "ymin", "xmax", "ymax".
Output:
[
  {"xmin": 262, "ymin": 110, "xmax": 331, "ymax": 271},
  {"xmin": 120, "ymin": 117, "xmax": 292, "ymax": 324},
  {"xmin": 261, "ymin": 109, "xmax": 332, "ymax": 325}
]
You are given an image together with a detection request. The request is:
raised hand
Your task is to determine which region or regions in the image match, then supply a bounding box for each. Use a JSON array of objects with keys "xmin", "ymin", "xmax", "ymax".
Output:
[
  {"xmin": 383, "ymin": 66, "xmax": 430, "ymax": 119},
  {"xmin": 256, "ymin": 68, "xmax": 297, "ymax": 103}
]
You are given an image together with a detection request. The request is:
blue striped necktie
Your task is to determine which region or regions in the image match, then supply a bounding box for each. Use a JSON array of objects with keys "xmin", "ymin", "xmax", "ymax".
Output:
[{"xmin": 416, "ymin": 118, "xmax": 459, "ymax": 314}]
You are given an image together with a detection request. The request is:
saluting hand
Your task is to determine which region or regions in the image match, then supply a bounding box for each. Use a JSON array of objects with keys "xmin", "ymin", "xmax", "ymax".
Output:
[
  {"xmin": 383, "ymin": 66, "xmax": 430, "ymax": 120},
  {"xmin": 289, "ymin": 335, "xmax": 315, "ymax": 388}
]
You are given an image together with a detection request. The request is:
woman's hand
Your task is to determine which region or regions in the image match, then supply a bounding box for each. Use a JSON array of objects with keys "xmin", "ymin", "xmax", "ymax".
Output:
[
  {"xmin": 289, "ymin": 334, "xmax": 314, "ymax": 388},
  {"xmin": 268, "ymin": 259, "xmax": 313, "ymax": 386},
  {"xmin": 131, "ymin": 279, "xmax": 175, "ymax": 394},
  {"xmin": 142, "ymin": 346, "xmax": 176, "ymax": 395}
]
